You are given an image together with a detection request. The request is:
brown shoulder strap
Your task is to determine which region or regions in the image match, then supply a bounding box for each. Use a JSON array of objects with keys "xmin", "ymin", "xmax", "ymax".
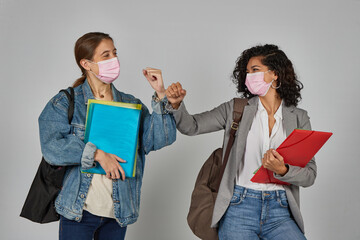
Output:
[
  {"xmin": 216, "ymin": 98, "xmax": 248, "ymax": 192},
  {"xmin": 233, "ymin": 98, "xmax": 248, "ymax": 122}
]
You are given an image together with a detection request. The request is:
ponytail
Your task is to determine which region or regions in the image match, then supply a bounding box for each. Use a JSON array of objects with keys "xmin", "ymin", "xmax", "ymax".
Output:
[{"xmin": 73, "ymin": 75, "xmax": 86, "ymax": 88}]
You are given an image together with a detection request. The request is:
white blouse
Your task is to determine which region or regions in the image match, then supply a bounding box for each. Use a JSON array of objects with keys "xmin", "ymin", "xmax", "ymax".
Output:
[{"xmin": 236, "ymin": 98, "xmax": 286, "ymax": 191}]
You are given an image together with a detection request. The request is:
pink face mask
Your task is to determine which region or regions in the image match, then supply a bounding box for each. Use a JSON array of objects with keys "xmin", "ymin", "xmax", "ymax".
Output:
[
  {"xmin": 245, "ymin": 71, "xmax": 273, "ymax": 96},
  {"xmin": 88, "ymin": 57, "xmax": 120, "ymax": 84}
]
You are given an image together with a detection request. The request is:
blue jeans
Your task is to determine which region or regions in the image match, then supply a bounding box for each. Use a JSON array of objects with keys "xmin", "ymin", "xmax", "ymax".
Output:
[
  {"xmin": 218, "ymin": 185, "xmax": 306, "ymax": 240},
  {"xmin": 59, "ymin": 211, "xmax": 127, "ymax": 240}
]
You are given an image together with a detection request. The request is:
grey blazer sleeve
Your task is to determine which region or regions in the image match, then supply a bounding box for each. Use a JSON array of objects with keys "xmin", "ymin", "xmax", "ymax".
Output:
[
  {"xmin": 274, "ymin": 110, "xmax": 317, "ymax": 187},
  {"xmin": 166, "ymin": 100, "xmax": 232, "ymax": 136}
]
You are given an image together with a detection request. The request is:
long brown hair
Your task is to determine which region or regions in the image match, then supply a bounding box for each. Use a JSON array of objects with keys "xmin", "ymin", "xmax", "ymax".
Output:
[{"xmin": 73, "ymin": 32, "xmax": 113, "ymax": 87}]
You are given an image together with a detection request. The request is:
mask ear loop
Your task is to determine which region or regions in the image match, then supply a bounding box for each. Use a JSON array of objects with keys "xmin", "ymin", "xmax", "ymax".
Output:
[
  {"xmin": 266, "ymin": 70, "xmax": 280, "ymax": 89},
  {"xmin": 86, "ymin": 60, "xmax": 98, "ymax": 76},
  {"xmin": 271, "ymin": 80, "xmax": 281, "ymax": 89}
]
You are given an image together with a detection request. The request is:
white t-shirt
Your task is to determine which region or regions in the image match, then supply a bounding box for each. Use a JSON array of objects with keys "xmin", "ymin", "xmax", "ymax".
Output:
[
  {"xmin": 236, "ymin": 98, "xmax": 286, "ymax": 191},
  {"xmin": 83, "ymin": 174, "xmax": 115, "ymax": 218}
]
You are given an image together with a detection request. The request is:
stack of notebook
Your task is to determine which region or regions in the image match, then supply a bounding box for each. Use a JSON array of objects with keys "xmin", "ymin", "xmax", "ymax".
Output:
[{"xmin": 82, "ymin": 99, "xmax": 142, "ymax": 178}]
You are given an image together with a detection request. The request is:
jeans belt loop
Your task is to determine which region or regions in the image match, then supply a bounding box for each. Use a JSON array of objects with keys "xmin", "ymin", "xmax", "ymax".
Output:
[
  {"xmin": 241, "ymin": 188, "xmax": 247, "ymax": 200},
  {"xmin": 276, "ymin": 190, "xmax": 280, "ymax": 201}
]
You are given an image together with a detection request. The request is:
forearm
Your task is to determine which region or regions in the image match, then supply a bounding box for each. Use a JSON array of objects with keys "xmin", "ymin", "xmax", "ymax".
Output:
[
  {"xmin": 274, "ymin": 159, "xmax": 317, "ymax": 187},
  {"xmin": 141, "ymin": 98, "xmax": 177, "ymax": 154},
  {"xmin": 142, "ymin": 112, "xmax": 176, "ymax": 154},
  {"xmin": 166, "ymin": 100, "xmax": 230, "ymax": 136}
]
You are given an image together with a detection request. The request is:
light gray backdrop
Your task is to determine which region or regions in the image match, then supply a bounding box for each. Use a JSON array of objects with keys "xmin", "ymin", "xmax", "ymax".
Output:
[{"xmin": 1, "ymin": 0, "xmax": 359, "ymax": 239}]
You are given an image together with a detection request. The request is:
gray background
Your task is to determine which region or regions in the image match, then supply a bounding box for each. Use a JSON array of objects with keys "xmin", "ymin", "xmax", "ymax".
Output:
[{"xmin": 1, "ymin": 0, "xmax": 359, "ymax": 239}]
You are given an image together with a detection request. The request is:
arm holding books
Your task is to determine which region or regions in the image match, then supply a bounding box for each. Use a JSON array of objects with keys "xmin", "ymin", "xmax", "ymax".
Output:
[{"xmin": 94, "ymin": 149, "xmax": 126, "ymax": 180}]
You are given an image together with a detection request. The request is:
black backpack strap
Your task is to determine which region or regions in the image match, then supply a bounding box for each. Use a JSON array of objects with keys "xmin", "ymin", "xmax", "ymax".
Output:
[
  {"xmin": 216, "ymin": 98, "xmax": 248, "ymax": 191},
  {"xmin": 59, "ymin": 87, "xmax": 75, "ymax": 124}
]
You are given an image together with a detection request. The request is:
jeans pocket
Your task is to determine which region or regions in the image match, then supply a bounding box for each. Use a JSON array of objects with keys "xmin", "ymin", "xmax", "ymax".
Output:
[
  {"xmin": 229, "ymin": 191, "xmax": 243, "ymax": 206},
  {"xmin": 278, "ymin": 193, "xmax": 289, "ymax": 208}
]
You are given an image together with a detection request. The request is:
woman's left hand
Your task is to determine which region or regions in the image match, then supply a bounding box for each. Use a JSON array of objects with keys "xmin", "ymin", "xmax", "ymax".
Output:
[
  {"xmin": 143, "ymin": 67, "xmax": 166, "ymax": 99},
  {"xmin": 262, "ymin": 149, "xmax": 288, "ymax": 176}
]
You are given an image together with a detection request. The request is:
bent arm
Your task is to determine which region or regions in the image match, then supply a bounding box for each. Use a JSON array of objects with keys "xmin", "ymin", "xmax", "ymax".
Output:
[
  {"xmin": 165, "ymin": 100, "xmax": 232, "ymax": 136},
  {"xmin": 142, "ymin": 97, "xmax": 177, "ymax": 155},
  {"xmin": 274, "ymin": 110, "xmax": 317, "ymax": 187},
  {"xmin": 39, "ymin": 95, "xmax": 96, "ymax": 168}
]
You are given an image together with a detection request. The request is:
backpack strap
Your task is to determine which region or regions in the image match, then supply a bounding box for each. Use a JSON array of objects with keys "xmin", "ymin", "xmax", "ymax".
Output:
[
  {"xmin": 59, "ymin": 87, "xmax": 75, "ymax": 124},
  {"xmin": 216, "ymin": 98, "xmax": 248, "ymax": 192}
]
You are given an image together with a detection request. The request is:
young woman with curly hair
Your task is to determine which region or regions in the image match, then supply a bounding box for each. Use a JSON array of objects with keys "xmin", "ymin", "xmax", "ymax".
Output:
[{"xmin": 166, "ymin": 44, "xmax": 314, "ymax": 240}]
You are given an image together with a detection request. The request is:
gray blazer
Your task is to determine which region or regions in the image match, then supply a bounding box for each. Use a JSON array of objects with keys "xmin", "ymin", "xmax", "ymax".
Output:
[{"xmin": 167, "ymin": 96, "xmax": 316, "ymax": 233}]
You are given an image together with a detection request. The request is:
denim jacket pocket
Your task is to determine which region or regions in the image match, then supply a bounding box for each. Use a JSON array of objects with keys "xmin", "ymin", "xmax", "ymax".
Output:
[{"xmin": 72, "ymin": 125, "xmax": 85, "ymax": 141}]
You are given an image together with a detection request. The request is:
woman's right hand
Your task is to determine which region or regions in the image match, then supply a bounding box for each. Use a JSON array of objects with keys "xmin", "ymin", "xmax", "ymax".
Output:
[
  {"xmin": 94, "ymin": 149, "xmax": 126, "ymax": 180},
  {"xmin": 166, "ymin": 82, "xmax": 187, "ymax": 109}
]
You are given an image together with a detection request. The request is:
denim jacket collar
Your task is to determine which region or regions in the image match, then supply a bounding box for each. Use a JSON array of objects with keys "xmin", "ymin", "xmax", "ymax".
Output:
[{"xmin": 82, "ymin": 79, "xmax": 122, "ymax": 104}]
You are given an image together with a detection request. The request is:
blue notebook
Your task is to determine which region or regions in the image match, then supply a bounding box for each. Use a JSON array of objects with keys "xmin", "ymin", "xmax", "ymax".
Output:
[{"xmin": 82, "ymin": 99, "xmax": 142, "ymax": 177}]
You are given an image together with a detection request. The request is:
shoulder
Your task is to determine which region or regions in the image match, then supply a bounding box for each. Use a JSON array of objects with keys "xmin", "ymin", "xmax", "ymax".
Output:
[
  {"xmin": 209, "ymin": 99, "xmax": 234, "ymax": 116},
  {"xmin": 220, "ymin": 98, "xmax": 235, "ymax": 109},
  {"xmin": 293, "ymin": 106, "xmax": 309, "ymax": 116},
  {"xmin": 120, "ymin": 92, "xmax": 140, "ymax": 102},
  {"xmin": 39, "ymin": 86, "xmax": 78, "ymax": 120},
  {"xmin": 48, "ymin": 85, "xmax": 83, "ymax": 110},
  {"xmin": 113, "ymin": 88, "xmax": 145, "ymax": 106},
  {"xmin": 209, "ymin": 99, "xmax": 236, "ymax": 120},
  {"xmin": 49, "ymin": 87, "xmax": 71, "ymax": 110},
  {"xmin": 219, "ymin": 98, "xmax": 248, "ymax": 112},
  {"xmin": 291, "ymin": 105, "xmax": 311, "ymax": 124}
]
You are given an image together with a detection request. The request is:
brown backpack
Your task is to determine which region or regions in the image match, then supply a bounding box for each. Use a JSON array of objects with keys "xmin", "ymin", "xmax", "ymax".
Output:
[{"xmin": 187, "ymin": 98, "xmax": 248, "ymax": 240}]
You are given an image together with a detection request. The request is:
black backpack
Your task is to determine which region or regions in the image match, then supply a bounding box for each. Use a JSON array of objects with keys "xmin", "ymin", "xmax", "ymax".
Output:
[{"xmin": 20, "ymin": 88, "xmax": 74, "ymax": 223}]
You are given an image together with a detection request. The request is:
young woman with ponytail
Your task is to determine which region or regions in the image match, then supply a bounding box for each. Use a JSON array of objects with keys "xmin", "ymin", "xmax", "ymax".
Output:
[{"xmin": 38, "ymin": 32, "xmax": 176, "ymax": 240}]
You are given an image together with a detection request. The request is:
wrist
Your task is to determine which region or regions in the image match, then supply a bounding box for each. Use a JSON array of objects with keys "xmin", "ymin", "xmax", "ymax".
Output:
[
  {"xmin": 155, "ymin": 90, "xmax": 165, "ymax": 100},
  {"xmin": 171, "ymin": 102, "xmax": 181, "ymax": 110},
  {"xmin": 277, "ymin": 165, "xmax": 289, "ymax": 176},
  {"xmin": 94, "ymin": 149, "xmax": 103, "ymax": 162},
  {"xmin": 153, "ymin": 91, "xmax": 165, "ymax": 102}
]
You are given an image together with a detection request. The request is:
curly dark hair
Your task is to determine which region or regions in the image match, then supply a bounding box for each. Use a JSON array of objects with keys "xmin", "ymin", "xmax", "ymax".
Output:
[{"xmin": 232, "ymin": 44, "xmax": 303, "ymax": 107}]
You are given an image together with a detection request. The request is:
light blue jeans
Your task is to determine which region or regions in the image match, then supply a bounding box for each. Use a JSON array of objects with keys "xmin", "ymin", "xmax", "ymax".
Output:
[{"xmin": 218, "ymin": 185, "xmax": 306, "ymax": 240}]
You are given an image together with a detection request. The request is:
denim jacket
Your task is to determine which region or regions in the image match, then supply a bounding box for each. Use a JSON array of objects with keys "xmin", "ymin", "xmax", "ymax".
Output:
[{"xmin": 38, "ymin": 80, "xmax": 176, "ymax": 226}]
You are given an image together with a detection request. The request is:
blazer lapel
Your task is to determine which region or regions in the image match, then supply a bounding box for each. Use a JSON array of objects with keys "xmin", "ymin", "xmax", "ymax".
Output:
[
  {"xmin": 233, "ymin": 97, "xmax": 258, "ymax": 171},
  {"xmin": 282, "ymin": 105, "xmax": 297, "ymax": 136},
  {"xmin": 238, "ymin": 99, "xmax": 258, "ymax": 136}
]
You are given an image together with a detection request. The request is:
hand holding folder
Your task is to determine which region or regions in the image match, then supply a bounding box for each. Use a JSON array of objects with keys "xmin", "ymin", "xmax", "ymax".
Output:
[
  {"xmin": 81, "ymin": 99, "xmax": 142, "ymax": 178},
  {"xmin": 251, "ymin": 129, "xmax": 333, "ymax": 185}
]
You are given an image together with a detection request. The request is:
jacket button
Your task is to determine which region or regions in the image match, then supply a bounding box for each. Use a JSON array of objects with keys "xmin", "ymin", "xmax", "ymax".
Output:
[
  {"xmin": 87, "ymin": 174, "xmax": 91, "ymax": 177},
  {"xmin": 75, "ymin": 217, "xmax": 80, "ymax": 221},
  {"xmin": 80, "ymin": 194, "xmax": 85, "ymax": 198}
]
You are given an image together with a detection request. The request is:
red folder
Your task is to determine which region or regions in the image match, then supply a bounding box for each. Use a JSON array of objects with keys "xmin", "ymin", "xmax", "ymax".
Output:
[{"xmin": 250, "ymin": 129, "xmax": 333, "ymax": 185}]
